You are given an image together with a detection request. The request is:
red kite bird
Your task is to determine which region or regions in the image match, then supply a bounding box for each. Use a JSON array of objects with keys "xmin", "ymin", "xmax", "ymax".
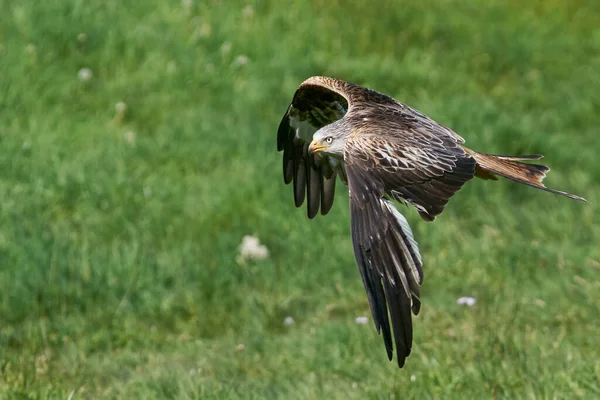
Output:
[{"xmin": 277, "ymin": 76, "xmax": 586, "ymax": 368}]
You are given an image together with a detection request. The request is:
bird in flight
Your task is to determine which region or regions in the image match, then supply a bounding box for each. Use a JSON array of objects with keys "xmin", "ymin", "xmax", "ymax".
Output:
[{"xmin": 277, "ymin": 76, "xmax": 586, "ymax": 368}]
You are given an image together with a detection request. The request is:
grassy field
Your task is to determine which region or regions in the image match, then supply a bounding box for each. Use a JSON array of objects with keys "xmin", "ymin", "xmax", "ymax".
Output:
[{"xmin": 1, "ymin": 0, "xmax": 599, "ymax": 398}]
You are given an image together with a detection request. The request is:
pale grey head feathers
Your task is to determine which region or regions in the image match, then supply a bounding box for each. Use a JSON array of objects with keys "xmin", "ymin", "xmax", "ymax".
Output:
[{"xmin": 308, "ymin": 119, "xmax": 350, "ymax": 159}]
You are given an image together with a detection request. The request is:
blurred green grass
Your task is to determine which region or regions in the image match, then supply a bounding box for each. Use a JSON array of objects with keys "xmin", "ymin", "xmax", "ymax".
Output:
[{"xmin": 1, "ymin": 0, "xmax": 599, "ymax": 398}]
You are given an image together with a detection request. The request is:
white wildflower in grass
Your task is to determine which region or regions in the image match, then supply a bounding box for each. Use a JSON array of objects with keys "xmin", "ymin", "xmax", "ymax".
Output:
[
  {"xmin": 283, "ymin": 316, "xmax": 294, "ymax": 326},
  {"xmin": 243, "ymin": 5, "xmax": 255, "ymax": 19},
  {"xmin": 410, "ymin": 375, "xmax": 416, "ymax": 382},
  {"xmin": 231, "ymin": 55, "xmax": 249, "ymax": 68},
  {"xmin": 355, "ymin": 316, "xmax": 369, "ymax": 325},
  {"xmin": 220, "ymin": 42, "xmax": 232, "ymax": 55},
  {"xmin": 457, "ymin": 296, "xmax": 476, "ymax": 306},
  {"xmin": 35, "ymin": 353, "xmax": 48, "ymax": 375},
  {"xmin": 237, "ymin": 235, "xmax": 269, "ymax": 263},
  {"xmin": 78, "ymin": 68, "xmax": 92, "ymax": 82},
  {"xmin": 112, "ymin": 102, "xmax": 127, "ymax": 125},
  {"xmin": 123, "ymin": 130, "xmax": 136, "ymax": 145},
  {"xmin": 199, "ymin": 22, "xmax": 211, "ymax": 38},
  {"xmin": 115, "ymin": 102, "xmax": 127, "ymax": 114},
  {"xmin": 235, "ymin": 343, "xmax": 245, "ymax": 351},
  {"xmin": 351, "ymin": 382, "xmax": 358, "ymax": 389},
  {"xmin": 535, "ymin": 298, "xmax": 546, "ymax": 307},
  {"xmin": 182, "ymin": 0, "xmax": 193, "ymax": 12}
]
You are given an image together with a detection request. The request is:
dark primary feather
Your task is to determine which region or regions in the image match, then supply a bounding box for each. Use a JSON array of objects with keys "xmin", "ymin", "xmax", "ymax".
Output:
[
  {"xmin": 347, "ymin": 165, "xmax": 423, "ymax": 367},
  {"xmin": 277, "ymin": 82, "xmax": 350, "ymax": 218}
]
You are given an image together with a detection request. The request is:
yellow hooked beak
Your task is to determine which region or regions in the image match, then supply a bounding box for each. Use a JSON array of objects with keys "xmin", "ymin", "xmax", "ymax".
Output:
[{"xmin": 308, "ymin": 140, "xmax": 328, "ymax": 154}]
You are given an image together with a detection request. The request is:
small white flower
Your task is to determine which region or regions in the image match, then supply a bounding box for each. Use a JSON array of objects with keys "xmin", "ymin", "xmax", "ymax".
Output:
[
  {"xmin": 237, "ymin": 235, "xmax": 269, "ymax": 263},
  {"xmin": 115, "ymin": 102, "xmax": 127, "ymax": 114},
  {"xmin": 534, "ymin": 298, "xmax": 546, "ymax": 308},
  {"xmin": 220, "ymin": 42, "xmax": 232, "ymax": 55},
  {"xmin": 457, "ymin": 296, "xmax": 476, "ymax": 306},
  {"xmin": 231, "ymin": 55, "xmax": 249, "ymax": 68},
  {"xmin": 355, "ymin": 316, "xmax": 369, "ymax": 325},
  {"xmin": 351, "ymin": 382, "xmax": 358, "ymax": 389},
  {"xmin": 199, "ymin": 23, "xmax": 211, "ymax": 38},
  {"xmin": 78, "ymin": 68, "xmax": 93, "ymax": 82},
  {"xmin": 235, "ymin": 343, "xmax": 245, "ymax": 351},
  {"xmin": 283, "ymin": 316, "xmax": 294, "ymax": 326},
  {"xmin": 243, "ymin": 5, "xmax": 255, "ymax": 19},
  {"xmin": 123, "ymin": 130, "xmax": 136, "ymax": 145},
  {"xmin": 410, "ymin": 375, "xmax": 416, "ymax": 382}
]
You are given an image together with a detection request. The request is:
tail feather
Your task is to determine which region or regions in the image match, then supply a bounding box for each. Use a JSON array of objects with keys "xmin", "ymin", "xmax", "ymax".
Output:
[
  {"xmin": 483, "ymin": 154, "xmax": 544, "ymax": 161},
  {"xmin": 464, "ymin": 148, "xmax": 587, "ymax": 202}
]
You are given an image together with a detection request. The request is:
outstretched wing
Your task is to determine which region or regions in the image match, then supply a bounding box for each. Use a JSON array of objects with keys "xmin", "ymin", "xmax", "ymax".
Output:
[
  {"xmin": 343, "ymin": 109, "xmax": 476, "ymax": 367},
  {"xmin": 277, "ymin": 77, "xmax": 352, "ymax": 218}
]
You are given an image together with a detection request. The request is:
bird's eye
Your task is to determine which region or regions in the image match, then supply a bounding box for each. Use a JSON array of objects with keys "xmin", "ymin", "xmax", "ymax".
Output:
[{"xmin": 325, "ymin": 136, "xmax": 333, "ymax": 144}]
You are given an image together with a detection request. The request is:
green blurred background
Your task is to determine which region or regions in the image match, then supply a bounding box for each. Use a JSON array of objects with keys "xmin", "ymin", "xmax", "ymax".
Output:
[{"xmin": 1, "ymin": 0, "xmax": 599, "ymax": 398}]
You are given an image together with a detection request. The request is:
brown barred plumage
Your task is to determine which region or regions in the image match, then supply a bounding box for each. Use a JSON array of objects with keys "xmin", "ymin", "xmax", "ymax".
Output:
[{"xmin": 277, "ymin": 76, "xmax": 586, "ymax": 368}]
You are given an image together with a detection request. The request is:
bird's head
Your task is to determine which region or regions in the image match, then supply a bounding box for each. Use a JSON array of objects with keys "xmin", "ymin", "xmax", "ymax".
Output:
[{"xmin": 308, "ymin": 121, "xmax": 348, "ymax": 159}]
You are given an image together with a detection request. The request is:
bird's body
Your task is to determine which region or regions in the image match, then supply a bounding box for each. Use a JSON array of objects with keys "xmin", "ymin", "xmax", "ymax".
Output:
[{"xmin": 277, "ymin": 76, "xmax": 585, "ymax": 368}]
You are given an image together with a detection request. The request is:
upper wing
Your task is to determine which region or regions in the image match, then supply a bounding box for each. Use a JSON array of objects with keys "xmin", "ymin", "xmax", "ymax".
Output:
[
  {"xmin": 277, "ymin": 77, "xmax": 354, "ymax": 218},
  {"xmin": 346, "ymin": 107, "xmax": 477, "ymax": 221}
]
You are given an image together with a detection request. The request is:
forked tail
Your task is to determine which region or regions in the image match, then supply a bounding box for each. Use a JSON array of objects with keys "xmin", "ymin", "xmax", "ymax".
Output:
[{"xmin": 463, "ymin": 148, "xmax": 586, "ymax": 202}]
